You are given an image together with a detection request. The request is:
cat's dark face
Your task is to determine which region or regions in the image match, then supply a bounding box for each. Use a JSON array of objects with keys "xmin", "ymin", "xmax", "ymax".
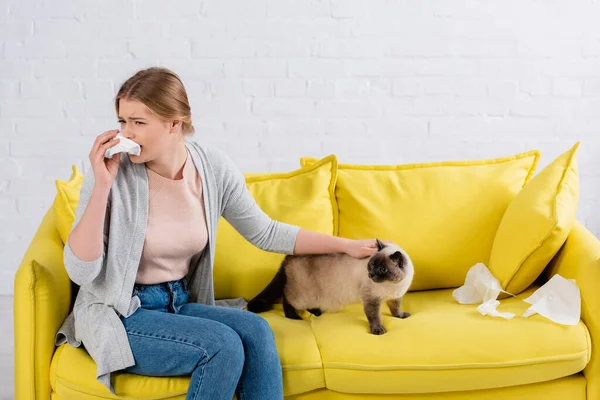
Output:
[{"xmin": 367, "ymin": 239, "xmax": 408, "ymax": 283}]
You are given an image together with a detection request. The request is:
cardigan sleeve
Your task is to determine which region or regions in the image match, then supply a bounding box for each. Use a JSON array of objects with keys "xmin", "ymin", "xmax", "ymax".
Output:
[
  {"xmin": 215, "ymin": 149, "xmax": 300, "ymax": 254},
  {"xmin": 63, "ymin": 171, "xmax": 110, "ymax": 285}
]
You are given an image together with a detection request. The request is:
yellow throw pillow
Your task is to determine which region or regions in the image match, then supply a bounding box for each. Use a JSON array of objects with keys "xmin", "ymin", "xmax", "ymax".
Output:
[
  {"xmin": 300, "ymin": 151, "xmax": 540, "ymax": 291},
  {"xmin": 213, "ymin": 155, "xmax": 339, "ymax": 300},
  {"xmin": 53, "ymin": 165, "xmax": 84, "ymax": 245},
  {"xmin": 489, "ymin": 143, "xmax": 580, "ymax": 295}
]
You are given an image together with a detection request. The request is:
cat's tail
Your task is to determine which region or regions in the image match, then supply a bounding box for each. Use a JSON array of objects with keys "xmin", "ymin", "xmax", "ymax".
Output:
[{"xmin": 247, "ymin": 266, "xmax": 286, "ymax": 313}]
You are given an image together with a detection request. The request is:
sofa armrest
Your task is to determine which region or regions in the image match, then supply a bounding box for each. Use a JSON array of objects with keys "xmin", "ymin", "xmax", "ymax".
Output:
[
  {"xmin": 14, "ymin": 207, "xmax": 73, "ymax": 400},
  {"xmin": 545, "ymin": 220, "xmax": 600, "ymax": 400}
]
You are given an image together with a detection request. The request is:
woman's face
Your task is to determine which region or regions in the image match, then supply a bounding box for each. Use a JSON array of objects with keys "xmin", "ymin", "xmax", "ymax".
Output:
[{"xmin": 117, "ymin": 98, "xmax": 181, "ymax": 164}]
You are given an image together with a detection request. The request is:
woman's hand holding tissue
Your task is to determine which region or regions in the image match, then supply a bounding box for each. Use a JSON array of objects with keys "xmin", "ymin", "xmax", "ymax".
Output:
[
  {"xmin": 90, "ymin": 130, "xmax": 122, "ymax": 189},
  {"xmin": 67, "ymin": 130, "xmax": 122, "ymax": 264}
]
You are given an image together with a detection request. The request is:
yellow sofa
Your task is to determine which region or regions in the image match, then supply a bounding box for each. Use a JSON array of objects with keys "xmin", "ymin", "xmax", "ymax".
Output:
[{"xmin": 14, "ymin": 145, "xmax": 600, "ymax": 400}]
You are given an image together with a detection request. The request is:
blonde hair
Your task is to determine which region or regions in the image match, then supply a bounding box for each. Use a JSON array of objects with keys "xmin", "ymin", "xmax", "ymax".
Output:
[{"xmin": 115, "ymin": 67, "xmax": 195, "ymax": 135}]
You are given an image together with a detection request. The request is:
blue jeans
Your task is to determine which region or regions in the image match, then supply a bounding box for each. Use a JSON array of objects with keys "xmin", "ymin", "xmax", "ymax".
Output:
[{"xmin": 120, "ymin": 278, "xmax": 283, "ymax": 400}]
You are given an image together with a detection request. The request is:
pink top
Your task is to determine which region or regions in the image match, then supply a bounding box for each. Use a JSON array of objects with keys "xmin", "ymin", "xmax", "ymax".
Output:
[{"xmin": 136, "ymin": 149, "xmax": 209, "ymax": 284}]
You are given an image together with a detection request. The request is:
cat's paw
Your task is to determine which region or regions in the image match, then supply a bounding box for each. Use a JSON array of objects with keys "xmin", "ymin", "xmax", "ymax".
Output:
[
  {"xmin": 394, "ymin": 311, "xmax": 411, "ymax": 319},
  {"xmin": 370, "ymin": 325, "xmax": 386, "ymax": 335},
  {"xmin": 307, "ymin": 308, "xmax": 322, "ymax": 317}
]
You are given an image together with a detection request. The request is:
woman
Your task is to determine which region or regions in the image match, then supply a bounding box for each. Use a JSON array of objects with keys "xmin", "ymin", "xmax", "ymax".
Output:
[{"xmin": 56, "ymin": 67, "xmax": 379, "ymax": 400}]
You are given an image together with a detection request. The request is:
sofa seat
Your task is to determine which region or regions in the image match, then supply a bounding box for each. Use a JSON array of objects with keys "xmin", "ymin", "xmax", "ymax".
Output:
[
  {"xmin": 50, "ymin": 307, "xmax": 325, "ymax": 399},
  {"xmin": 49, "ymin": 287, "xmax": 590, "ymax": 399},
  {"xmin": 51, "ymin": 344, "xmax": 190, "ymax": 399},
  {"xmin": 309, "ymin": 287, "xmax": 591, "ymax": 395}
]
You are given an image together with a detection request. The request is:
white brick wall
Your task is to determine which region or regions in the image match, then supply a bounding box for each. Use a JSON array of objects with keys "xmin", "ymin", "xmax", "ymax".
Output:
[{"xmin": 1, "ymin": 0, "xmax": 600, "ymax": 295}]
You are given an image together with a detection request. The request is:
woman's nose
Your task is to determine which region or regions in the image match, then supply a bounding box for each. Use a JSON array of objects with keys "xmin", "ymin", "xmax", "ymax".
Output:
[{"xmin": 122, "ymin": 128, "xmax": 134, "ymax": 140}]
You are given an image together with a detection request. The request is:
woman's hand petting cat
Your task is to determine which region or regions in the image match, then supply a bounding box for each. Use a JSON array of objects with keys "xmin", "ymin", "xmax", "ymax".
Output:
[
  {"xmin": 344, "ymin": 239, "xmax": 379, "ymax": 259},
  {"xmin": 292, "ymin": 230, "xmax": 387, "ymax": 258}
]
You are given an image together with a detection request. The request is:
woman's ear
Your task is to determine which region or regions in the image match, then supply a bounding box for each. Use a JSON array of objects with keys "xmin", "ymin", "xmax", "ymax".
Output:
[{"xmin": 170, "ymin": 120, "xmax": 183, "ymax": 134}]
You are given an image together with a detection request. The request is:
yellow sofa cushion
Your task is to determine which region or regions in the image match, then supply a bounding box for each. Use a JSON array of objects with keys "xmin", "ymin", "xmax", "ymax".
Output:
[
  {"xmin": 214, "ymin": 155, "xmax": 338, "ymax": 300},
  {"xmin": 300, "ymin": 151, "xmax": 539, "ymax": 291},
  {"xmin": 489, "ymin": 143, "xmax": 580, "ymax": 295},
  {"xmin": 52, "ymin": 165, "xmax": 84, "ymax": 245},
  {"xmin": 308, "ymin": 287, "xmax": 590, "ymax": 395},
  {"xmin": 50, "ymin": 309, "xmax": 325, "ymax": 398}
]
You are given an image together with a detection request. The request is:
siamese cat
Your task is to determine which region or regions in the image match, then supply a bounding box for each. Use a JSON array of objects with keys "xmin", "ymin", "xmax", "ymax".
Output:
[{"xmin": 247, "ymin": 239, "xmax": 414, "ymax": 335}]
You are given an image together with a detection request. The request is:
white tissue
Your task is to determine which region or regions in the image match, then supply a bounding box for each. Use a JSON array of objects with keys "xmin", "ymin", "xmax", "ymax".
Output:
[
  {"xmin": 477, "ymin": 299, "xmax": 515, "ymax": 320},
  {"xmin": 453, "ymin": 263, "xmax": 581, "ymax": 326},
  {"xmin": 452, "ymin": 263, "xmax": 506, "ymax": 304},
  {"xmin": 522, "ymin": 275, "xmax": 581, "ymax": 326},
  {"xmin": 104, "ymin": 131, "xmax": 141, "ymax": 158}
]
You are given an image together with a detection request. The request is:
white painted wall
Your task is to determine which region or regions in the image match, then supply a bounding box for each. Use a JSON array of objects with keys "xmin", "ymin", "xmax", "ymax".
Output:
[{"xmin": 1, "ymin": 0, "xmax": 600, "ymax": 295}]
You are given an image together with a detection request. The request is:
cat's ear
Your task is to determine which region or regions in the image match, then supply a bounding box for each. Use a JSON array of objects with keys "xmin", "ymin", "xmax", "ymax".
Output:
[
  {"xmin": 390, "ymin": 251, "xmax": 403, "ymax": 263},
  {"xmin": 375, "ymin": 238, "xmax": 385, "ymax": 251}
]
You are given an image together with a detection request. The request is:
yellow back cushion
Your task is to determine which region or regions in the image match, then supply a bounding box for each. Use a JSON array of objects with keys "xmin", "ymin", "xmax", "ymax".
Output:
[
  {"xmin": 53, "ymin": 165, "xmax": 84, "ymax": 245},
  {"xmin": 489, "ymin": 143, "xmax": 579, "ymax": 295},
  {"xmin": 301, "ymin": 151, "xmax": 540, "ymax": 291},
  {"xmin": 213, "ymin": 155, "xmax": 339, "ymax": 300}
]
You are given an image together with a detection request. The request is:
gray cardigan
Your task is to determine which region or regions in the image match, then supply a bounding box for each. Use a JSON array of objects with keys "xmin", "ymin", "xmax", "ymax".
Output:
[{"xmin": 55, "ymin": 139, "xmax": 300, "ymax": 394}]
